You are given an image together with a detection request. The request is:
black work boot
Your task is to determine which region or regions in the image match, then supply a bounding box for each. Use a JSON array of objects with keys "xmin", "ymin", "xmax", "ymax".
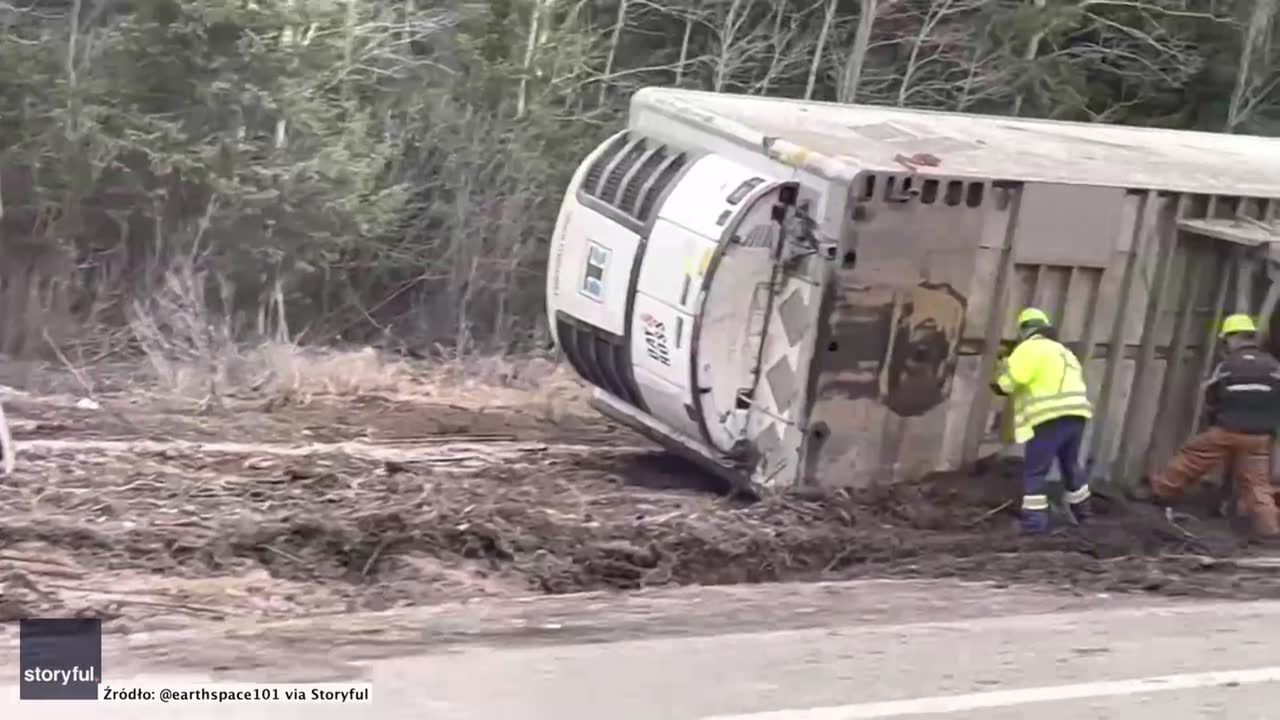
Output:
[
  {"xmin": 1247, "ymin": 511, "xmax": 1280, "ymax": 547},
  {"xmin": 1069, "ymin": 498, "xmax": 1092, "ymax": 525},
  {"xmin": 1128, "ymin": 476, "xmax": 1162, "ymax": 504}
]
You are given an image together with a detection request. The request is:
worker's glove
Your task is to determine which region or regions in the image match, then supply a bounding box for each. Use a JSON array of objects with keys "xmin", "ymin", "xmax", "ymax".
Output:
[{"xmin": 990, "ymin": 356, "xmax": 1008, "ymax": 392}]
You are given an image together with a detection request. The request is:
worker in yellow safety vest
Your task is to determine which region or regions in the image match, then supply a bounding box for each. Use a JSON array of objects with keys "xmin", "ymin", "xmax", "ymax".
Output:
[{"xmin": 991, "ymin": 308, "xmax": 1094, "ymax": 534}]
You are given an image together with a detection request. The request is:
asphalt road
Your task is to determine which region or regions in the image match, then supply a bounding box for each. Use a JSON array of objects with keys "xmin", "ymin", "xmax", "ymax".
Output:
[
  {"xmin": 376, "ymin": 599, "xmax": 1280, "ymax": 720},
  {"xmin": 7, "ymin": 583, "xmax": 1280, "ymax": 719}
]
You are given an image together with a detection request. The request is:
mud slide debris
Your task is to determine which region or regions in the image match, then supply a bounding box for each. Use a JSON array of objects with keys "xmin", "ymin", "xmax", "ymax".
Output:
[{"xmin": 1, "ymin": 387, "xmax": 1278, "ymax": 635}]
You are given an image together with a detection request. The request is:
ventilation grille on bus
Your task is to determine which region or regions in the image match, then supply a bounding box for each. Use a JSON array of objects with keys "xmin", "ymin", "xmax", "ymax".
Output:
[
  {"xmin": 555, "ymin": 312, "xmax": 646, "ymax": 411},
  {"xmin": 581, "ymin": 132, "xmax": 687, "ymax": 224}
]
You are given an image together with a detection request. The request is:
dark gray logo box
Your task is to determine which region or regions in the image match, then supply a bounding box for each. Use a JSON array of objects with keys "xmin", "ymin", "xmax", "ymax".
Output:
[{"xmin": 20, "ymin": 618, "xmax": 101, "ymax": 700}]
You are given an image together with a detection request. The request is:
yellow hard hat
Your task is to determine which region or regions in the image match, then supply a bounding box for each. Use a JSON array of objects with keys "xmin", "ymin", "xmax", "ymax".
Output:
[
  {"xmin": 1221, "ymin": 314, "xmax": 1257, "ymax": 337},
  {"xmin": 1017, "ymin": 307, "xmax": 1050, "ymax": 327}
]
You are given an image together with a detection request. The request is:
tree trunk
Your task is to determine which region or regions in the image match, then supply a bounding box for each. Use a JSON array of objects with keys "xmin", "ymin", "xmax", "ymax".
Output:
[
  {"xmin": 898, "ymin": 0, "xmax": 954, "ymax": 107},
  {"xmin": 1227, "ymin": 0, "xmax": 1279, "ymax": 132},
  {"xmin": 676, "ymin": 14, "xmax": 694, "ymax": 85},
  {"xmin": 838, "ymin": 0, "xmax": 876, "ymax": 103},
  {"xmin": 806, "ymin": 0, "xmax": 838, "ymax": 100},
  {"xmin": 277, "ymin": 0, "xmax": 306, "ymax": 149},
  {"xmin": 517, "ymin": 0, "xmax": 547, "ymax": 119},
  {"xmin": 761, "ymin": 0, "xmax": 788, "ymax": 94},
  {"xmin": 599, "ymin": 0, "xmax": 631, "ymax": 104},
  {"xmin": 956, "ymin": 43, "xmax": 982, "ymax": 110},
  {"xmin": 1012, "ymin": 0, "xmax": 1048, "ymax": 117},
  {"xmin": 342, "ymin": 0, "xmax": 359, "ymax": 94},
  {"xmin": 62, "ymin": 0, "xmax": 85, "ymax": 241},
  {"xmin": 714, "ymin": 0, "xmax": 746, "ymax": 93}
]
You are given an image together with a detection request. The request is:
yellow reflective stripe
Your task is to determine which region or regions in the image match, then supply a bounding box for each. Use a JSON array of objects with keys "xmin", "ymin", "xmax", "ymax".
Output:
[
  {"xmin": 1015, "ymin": 395, "xmax": 1093, "ymax": 426},
  {"xmin": 1065, "ymin": 485, "xmax": 1091, "ymax": 504},
  {"xmin": 1055, "ymin": 347, "xmax": 1082, "ymax": 393},
  {"xmin": 1021, "ymin": 389, "xmax": 1089, "ymax": 406},
  {"xmin": 1015, "ymin": 391, "xmax": 1090, "ymax": 415},
  {"xmin": 1022, "ymin": 494, "xmax": 1049, "ymax": 511},
  {"xmin": 1224, "ymin": 383, "xmax": 1273, "ymax": 392},
  {"xmin": 1019, "ymin": 401, "xmax": 1094, "ymax": 427}
]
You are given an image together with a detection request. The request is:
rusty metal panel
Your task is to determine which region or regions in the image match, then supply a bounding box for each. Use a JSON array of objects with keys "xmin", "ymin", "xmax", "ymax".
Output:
[
  {"xmin": 802, "ymin": 174, "xmax": 988, "ymax": 486},
  {"xmin": 799, "ymin": 171, "xmax": 1280, "ymax": 489}
]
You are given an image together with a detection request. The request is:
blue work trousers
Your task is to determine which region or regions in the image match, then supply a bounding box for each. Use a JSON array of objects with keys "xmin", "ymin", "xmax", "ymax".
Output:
[{"xmin": 1022, "ymin": 415, "xmax": 1090, "ymax": 532}]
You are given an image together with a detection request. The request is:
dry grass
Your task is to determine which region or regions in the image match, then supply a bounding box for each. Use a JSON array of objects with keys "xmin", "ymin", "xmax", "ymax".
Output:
[
  {"xmin": 250, "ymin": 344, "xmax": 410, "ymax": 399},
  {"xmin": 250, "ymin": 344, "xmax": 592, "ymax": 422},
  {"xmin": 407, "ymin": 353, "xmax": 591, "ymax": 421},
  {"xmin": 120, "ymin": 265, "xmax": 592, "ymax": 419},
  {"xmin": 127, "ymin": 339, "xmax": 592, "ymax": 423}
]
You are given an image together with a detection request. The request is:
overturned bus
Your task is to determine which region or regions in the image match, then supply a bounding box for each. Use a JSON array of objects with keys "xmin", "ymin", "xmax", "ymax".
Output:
[{"xmin": 545, "ymin": 87, "xmax": 1280, "ymax": 491}]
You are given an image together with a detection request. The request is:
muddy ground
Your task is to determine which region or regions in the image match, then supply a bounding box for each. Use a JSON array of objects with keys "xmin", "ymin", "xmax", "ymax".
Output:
[{"xmin": 2, "ymin": 360, "xmax": 1280, "ymax": 643}]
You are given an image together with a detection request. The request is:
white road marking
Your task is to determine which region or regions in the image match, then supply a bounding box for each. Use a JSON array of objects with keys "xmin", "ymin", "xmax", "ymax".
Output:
[{"xmin": 701, "ymin": 666, "xmax": 1280, "ymax": 719}]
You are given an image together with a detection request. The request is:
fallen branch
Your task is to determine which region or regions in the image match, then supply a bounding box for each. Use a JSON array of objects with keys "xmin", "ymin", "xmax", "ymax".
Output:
[
  {"xmin": 102, "ymin": 598, "xmax": 227, "ymax": 618},
  {"xmin": 966, "ymin": 500, "xmax": 1012, "ymax": 527},
  {"xmin": 0, "ymin": 552, "xmax": 80, "ymax": 568},
  {"xmin": 360, "ymin": 538, "xmax": 391, "ymax": 579},
  {"xmin": 262, "ymin": 544, "xmax": 306, "ymax": 565},
  {"xmin": 0, "ymin": 555, "xmax": 85, "ymax": 579},
  {"xmin": 1160, "ymin": 554, "xmax": 1280, "ymax": 571},
  {"xmin": 39, "ymin": 582, "xmax": 228, "ymax": 617},
  {"xmin": 0, "ymin": 399, "xmax": 12, "ymax": 477}
]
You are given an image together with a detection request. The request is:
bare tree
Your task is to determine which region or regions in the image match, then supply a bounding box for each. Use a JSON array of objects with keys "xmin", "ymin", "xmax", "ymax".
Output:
[
  {"xmin": 806, "ymin": 0, "xmax": 837, "ymax": 99},
  {"xmin": 518, "ymin": 0, "xmax": 552, "ymax": 118},
  {"xmin": 1227, "ymin": 0, "xmax": 1280, "ymax": 132},
  {"xmin": 897, "ymin": 0, "xmax": 987, "ymax": 107},
  {"xmin": 712, "ymin": 0, "xmax": 753, "ymax": 91},
  {"xmin": 676, "ymin": 9, "xmax": 695, "ymax": 84},
  {"xmin": 600, "ymin": 0, "xmax": 633, "ymax": 103},
  {"xmin": 1011, "ymin": 0, "xmax": 1046, "ymax": 116},
  {"xmin": 838, "ymin": 0, "xmax": 878, "ymax": 103}
]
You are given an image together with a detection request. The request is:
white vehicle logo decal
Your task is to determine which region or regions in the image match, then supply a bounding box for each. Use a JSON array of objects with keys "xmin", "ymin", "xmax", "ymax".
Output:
[
  {"xmin": 581, "ymin": 241, "xmax": 610, "ymax": 302},
  {"xmin": 641, "ymin": 312, "xmax": 672, "ymax": 367}
]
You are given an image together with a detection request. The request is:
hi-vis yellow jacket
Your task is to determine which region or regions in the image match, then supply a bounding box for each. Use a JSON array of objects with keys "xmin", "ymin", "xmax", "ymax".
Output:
[{"xmin": 995, "ymin": 335, "xmax": 1093, "ymax": 443}]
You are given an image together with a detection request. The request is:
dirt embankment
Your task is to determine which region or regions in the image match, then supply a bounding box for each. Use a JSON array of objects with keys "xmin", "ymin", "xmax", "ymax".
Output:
[{"xmin": 1, "ymin": 363, "xmax": 1278, "ymax": 638}]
